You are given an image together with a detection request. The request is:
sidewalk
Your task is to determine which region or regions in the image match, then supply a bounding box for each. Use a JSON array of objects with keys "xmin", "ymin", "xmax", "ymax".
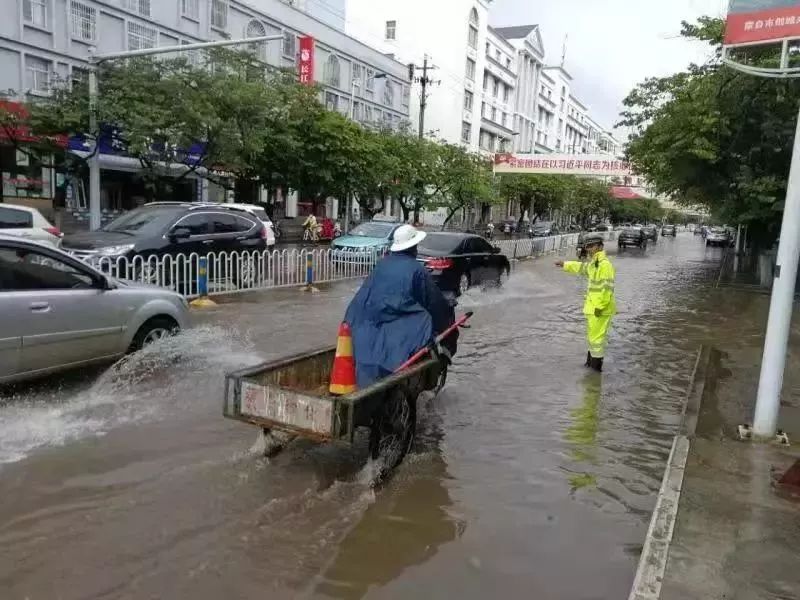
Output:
[{"xmin": 632, "ymin": 346, "xmax": 800, "ymax": 600}]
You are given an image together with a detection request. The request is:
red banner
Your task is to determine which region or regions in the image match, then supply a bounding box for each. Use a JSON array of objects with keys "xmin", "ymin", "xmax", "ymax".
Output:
[
  {"xmin": 725, "ymin": 3, "xmax": 800, "ymax": 45},
  {"xmin": 298, "ymin": 36, "xmax": 315, "ymax": 85}
]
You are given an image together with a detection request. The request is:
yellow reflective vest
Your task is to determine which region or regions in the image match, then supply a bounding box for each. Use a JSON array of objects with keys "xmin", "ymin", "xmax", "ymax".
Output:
[{"xmin": 563, "ymin": 250, "xmax": 617, "ymax": 316}]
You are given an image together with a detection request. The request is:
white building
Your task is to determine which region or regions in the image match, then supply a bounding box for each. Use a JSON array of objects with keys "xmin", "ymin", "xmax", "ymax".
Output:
[
  {"xmin": 345, "ymin": 0, "xmax": 492, "ymax": 150},
  {"xmin": 0, "ymin": 0, "xmax": 410, "ymax": 227},
  {"xmin": 493, "ymin": 25, "xmax": 545, "ymax": 154},
  {"xmin": 477, "ymin": 26, "xmax": 518, "ymax": 155}
]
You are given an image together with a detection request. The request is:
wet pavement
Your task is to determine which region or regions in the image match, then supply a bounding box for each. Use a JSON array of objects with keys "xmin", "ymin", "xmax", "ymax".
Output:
[{"xmin": 0, "ymin": 234, "xmax": 763, "ymax": 599}]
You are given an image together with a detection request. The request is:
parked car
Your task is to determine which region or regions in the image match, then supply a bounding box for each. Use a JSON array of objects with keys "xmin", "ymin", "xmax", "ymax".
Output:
[
  {"xmin": 705, "ymin": 226, "xmax": 731, "ymax": 247},
  {"xmin": 0, "ymin": 236, "xmax": 189, "ymax": 384},
  {"xmin": 641, "ymin": 224, "xmax": 659, "ymax": 242},
  {"xmin": 61, "ymin": 202, "xmax": 268, "ymax": 287},
  {"xmin": 330, "ymin": 220, "xmax": 402, "ymax": 263},
  {"xmin": 0, "ymin": 203, "xmax": 62, "ymax": 247},
  {"xmin": 529, "ymin": 221, "xmax": 559, "ymax": 237},
  {"xmin": 499, "ymin": 219, "xmax": 518, "ymax": 234},
  {"xmin": 220, "ymin": 203, "xmax": 276, "ymax": 247},
  {"xmin": 418, "ymin": 232, "xmax": 510, "ymax": 296},
  {"xmin": 618, "ymin": 227, "xmax": 648, "ymax": 250},
  {"xmin": 661, "ymin": 224, "xmax": 677, "ymax": 236}
]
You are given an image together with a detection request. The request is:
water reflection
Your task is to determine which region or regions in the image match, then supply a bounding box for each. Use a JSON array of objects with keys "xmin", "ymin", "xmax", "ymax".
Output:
[
  {"xmin": 312, "ymin": 423, "xmax": 461, "ymax": 599},
  {"xmin": 564, "ymin": 373, "xmax": 602, "ymax": 491}
]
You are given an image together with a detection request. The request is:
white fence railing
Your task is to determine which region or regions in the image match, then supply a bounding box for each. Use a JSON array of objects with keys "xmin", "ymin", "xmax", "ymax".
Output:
[{"xmin": 74, "ymin": 234, "xmax": 583, "ymax": 298}]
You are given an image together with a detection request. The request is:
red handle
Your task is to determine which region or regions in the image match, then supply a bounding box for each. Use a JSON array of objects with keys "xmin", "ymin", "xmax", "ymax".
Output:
[{"xmin": 394, "ymin": 312, "xmax": 473, "ymax": 373}]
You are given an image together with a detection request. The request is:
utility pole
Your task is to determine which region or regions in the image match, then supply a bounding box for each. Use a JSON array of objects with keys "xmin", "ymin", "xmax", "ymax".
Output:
[{"xmin": 408, "ymin": 56, "xmax": 439, "ymax": 140}]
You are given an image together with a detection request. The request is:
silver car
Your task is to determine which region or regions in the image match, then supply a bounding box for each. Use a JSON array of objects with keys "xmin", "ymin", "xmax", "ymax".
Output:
[{"xmin": 0, "ymin": 235, "xmax": 189, "ymax": 384}]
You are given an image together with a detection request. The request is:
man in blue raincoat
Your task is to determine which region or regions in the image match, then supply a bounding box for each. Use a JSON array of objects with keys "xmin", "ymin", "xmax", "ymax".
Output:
[{"xmin": 345, "ymin": 224, "xmax": 456, "ymax": 388}]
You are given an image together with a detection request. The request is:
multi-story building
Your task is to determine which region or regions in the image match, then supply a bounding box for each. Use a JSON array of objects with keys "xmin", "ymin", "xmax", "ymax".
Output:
[
  {"xmin": 477, "ymin": 26, "xmax": 517, "ymax": 155},
  {"xmin": 493, "ymin": 25, "xmax": 544, "ymax": 154},
  {"xmin": 0, "ymin": 0, "xmax": 410, "ymax": 225}
]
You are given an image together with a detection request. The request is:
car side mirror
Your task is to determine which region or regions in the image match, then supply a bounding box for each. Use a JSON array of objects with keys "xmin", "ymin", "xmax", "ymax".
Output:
[{"xmin": 170, "ymin": 227, "xmax": 191, "ymax": 240}]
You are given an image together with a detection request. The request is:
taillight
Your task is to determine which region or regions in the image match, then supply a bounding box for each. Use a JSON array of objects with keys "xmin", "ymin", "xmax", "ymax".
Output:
[
  {"xmin": 44, "ymin": 226, "xmax": 62, "ymax": 238},
  {"xmin": 260, "ymin": 225, "xmax": 268, "ymax": 240},
  {"xmin": 425, "ymin": 257, "xmax": 454, "ymax": 270}
]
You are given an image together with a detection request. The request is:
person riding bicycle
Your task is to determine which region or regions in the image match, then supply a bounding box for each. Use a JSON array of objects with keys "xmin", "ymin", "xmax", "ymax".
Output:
[{"xmin": 303, "ymin": 213, "xmax": 319, "ymax": 242}]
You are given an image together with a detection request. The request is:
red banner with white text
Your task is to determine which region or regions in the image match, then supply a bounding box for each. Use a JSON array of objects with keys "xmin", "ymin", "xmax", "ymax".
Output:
[
  {"xmin": 725, "ymin": 1, "xmax": 800, "ymax": 45},
  {"xmin": 298, "ymin": 36, "xmax": 315, "ymax": 85}
]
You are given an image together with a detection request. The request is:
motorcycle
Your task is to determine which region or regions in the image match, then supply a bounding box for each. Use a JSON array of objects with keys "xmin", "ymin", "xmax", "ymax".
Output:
[
  {"xmin": 484, "ymin": 224, "xmax": 495, "ymax": 241},
  {"xmin": 272, "ymin": 220, "xmax": 283, "ymax": 240}
]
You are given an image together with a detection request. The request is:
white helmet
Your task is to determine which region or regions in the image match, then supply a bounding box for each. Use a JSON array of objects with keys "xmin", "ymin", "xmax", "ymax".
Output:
[{"xmin": 390, "ymin": 224, "xmax": 427, "ymax": 252}]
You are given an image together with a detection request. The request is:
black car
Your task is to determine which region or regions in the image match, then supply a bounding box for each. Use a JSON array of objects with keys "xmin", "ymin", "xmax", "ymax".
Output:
[
  {"xmin": 418, "ymin": 232, "xmax": 510, "ymax": 296},
  {"xmin": 641, "ymin": 224, "xmax": 659, "ymax": 242},
  {"xmin": 62, "ymin": 202, "xmax": 268, "ymax": 286},
  {"xmin": 529, "ymin": 221, "xmax": 559, "ymax": 238},
  {"xmin": 661, "ymin": 224, "xmax": 677, "ymax": 236},
  {"xmin": 499, "ymin": 219, "xmax": 518, "ymax": 234},
  {"xmin": 618, "ymin": 227, "xmax": 648, "ymax": 250}
]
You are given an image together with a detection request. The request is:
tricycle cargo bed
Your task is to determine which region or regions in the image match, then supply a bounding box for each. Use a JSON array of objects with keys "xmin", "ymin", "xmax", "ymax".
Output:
[{"xmin": 223, "ymin": 346, "xmax": 443, "ymax": 444}]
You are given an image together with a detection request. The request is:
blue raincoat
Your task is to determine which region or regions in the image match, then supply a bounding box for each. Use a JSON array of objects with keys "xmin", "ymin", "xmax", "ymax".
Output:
[{"xmin": 344, "ymin": 252, "xmax": 454, "ymax": 388}]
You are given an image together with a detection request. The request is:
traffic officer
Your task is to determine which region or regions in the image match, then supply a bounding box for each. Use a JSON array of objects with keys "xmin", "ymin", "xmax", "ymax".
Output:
[{"xmin": 555, "ymin": 233, "xmax": 616, "ymax": 372}]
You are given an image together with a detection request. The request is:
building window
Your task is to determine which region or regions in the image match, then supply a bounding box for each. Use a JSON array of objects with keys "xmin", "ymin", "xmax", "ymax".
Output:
[
  {"xmin": 127, "ymin": 21, "xmax": 157, "ymax": 51},
  {"xmin": 503, "ymin": 85, "xmax": 510, "ymax": 103},
  {"xmin": 482, "ymin": 72, "xmax": 489, "ymax": 91},
  {"xmin": 25, "ymin": 55, "xmax": 51, "ymax": 94},
  {"xmin": 324, "ymin": 55, "xmax": 341, "ymax": 87},
  {"xmin": 493, "ymin": 79, "xmax": 499, "ymax": 97},
  {"xmin": 181, "ymin": 0, "xmax": 200, "ymax": 19},
  {"xmin": 481, "ymin": 101, "xmax": 486, "ymax": 118},
  {"xmin": 495, "ymin": 49, "xmax": 501, "ymax": 61},
  {"xmin": 465, "ymin": 58, "xmax": 475, "ymax": 81},
  {"xmin": 501, "ymin": 112, "xmax": 507, "ymax": 127},
  {"xmin": 181, "ymin": 39, "xmax": 201, "ymax": 66},
  {"xmin": 352, "ymin": 64, "xmax": 363, "ymax": 94},
  {"xmin": 325, "ymin": 91, "xmax": 338, "ymax": 111},
  {"xmin": 491, "ymin": 106, "xmax": 497, "ymax": 122},
  {"xmin": 401, "ymin": 84, "xmax": 410, "ymax": 108},
  {"xmin": 246, "ymin": 20, "xmax": 267, "ymax": 60},
  {"xmin": 485, "ymin": 42, "xmax": 490, "ymax": 54},
  {"xmin": 468, "ymin": 8, "xmax": 479, "ymax": 49},
  {"xmin": 122, "ymin": 0, "xmax": 150, "ymax": 17},
  {"xmin": 506, "ymin": 58, "xmax": 511, "ymax": 69},
  {"xmin": 282, "ymin": 31, "xmax": 296, "ymax": 58},
  {"xmin": 464, "ymin": 90, "xmax": 473, "ymax": 111},
  {"xmin": 23, "ymin": 0, "xmax": 48, "ymax": 28},
  {"xmin": 0, "ymin": 147, "xmax": 53, "ymax": 199},
  {"xmin": 364, "ymin": 105, "xmax": 373, "ymax": 122},
  {"xmin": 352, "ymin": 101, "xmax": 362, "ymax": 120},
  {"xmin": 211, "ymin": 0, "xmax": 228, "ymax": 30},
  {"xmin": 70, "ymin": 2, "xmax": 96, "ymax": 42},
  {"xmin": 383, "ymin": 79, "xmax": 394, "ymax": 107},
  {"xmin": 461, "ymin": 121, "xmax": 472, "ymax": 144},
  {"xmin": 385, "ymin": 20, "xmax": 396, "ymax": 40},
  {"xmin": 365, "ymin": 68, "xmax": 375, "ymax": 97}
]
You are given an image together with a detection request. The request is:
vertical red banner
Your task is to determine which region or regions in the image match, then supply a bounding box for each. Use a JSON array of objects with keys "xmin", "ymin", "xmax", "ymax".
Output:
[{"xmin": 298, "ymin": 36, "xmax": 315, "ymax": 85}]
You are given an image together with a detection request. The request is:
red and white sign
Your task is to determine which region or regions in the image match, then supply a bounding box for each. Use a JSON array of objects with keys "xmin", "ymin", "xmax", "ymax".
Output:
[
  {"xmin": 493, "ymin": 153, "xmax": 633, "ymax": 177},
  {"xmin": 725, "ymin": 1, "xmax": 800, "ymax": 45},
  {"xmin": 298, "ymin": 36, "xmax": 315, "ymax": 85}
]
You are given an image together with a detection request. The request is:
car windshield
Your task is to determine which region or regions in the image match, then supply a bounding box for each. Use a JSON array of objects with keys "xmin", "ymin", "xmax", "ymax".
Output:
[
  {"xmin": 251, "ymin": 208, "xmax": 269, "ymax": 221},
  {"xmin": 532, "ymin": 222, "xmax": 551, "ymax": 230},
  {"xmin": 102, "ymin": 206, "xmax": 183, "ymax": 235},
  {"xmin": 419, "ymin": 235, "xmax": 463, "ymax": 254},
  {"xmin": 710, "ymin": 227, "xmax": 727, "ymax": 234},
  {"xmin": 349, "ymin": 222, "xmax": 395, "ymax": 238},
  {"xmin": 624, "ymin": 227, "xmax": 642, "ymax": 233}
]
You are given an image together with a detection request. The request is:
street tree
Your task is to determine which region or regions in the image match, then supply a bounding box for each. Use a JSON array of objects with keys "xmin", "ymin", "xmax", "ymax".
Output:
[{"xmin": 619, "ymin": 16, "xmax": 800, "ymax": 243}]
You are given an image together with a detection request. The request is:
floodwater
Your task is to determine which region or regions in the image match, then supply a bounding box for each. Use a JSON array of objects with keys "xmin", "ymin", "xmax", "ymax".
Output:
[{"xmin": 0, "ymin": 233, "xmax": 770, "ymax": 599}]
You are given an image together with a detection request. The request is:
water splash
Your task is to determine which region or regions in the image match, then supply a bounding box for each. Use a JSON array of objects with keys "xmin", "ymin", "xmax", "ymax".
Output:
[{"xmin": 0, "ymin": 326, "xmax": 261, "ymax": 465}]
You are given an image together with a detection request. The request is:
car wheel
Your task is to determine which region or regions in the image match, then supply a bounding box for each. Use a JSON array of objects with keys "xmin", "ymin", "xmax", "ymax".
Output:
[
  {"xmin": 128, "ymin": 317, "xmax": 179, "ymax": 353},
  {"xmin": 458, "ymin": 272, "xmax": 471, "ymax": 295},
  {"xmin": 369, "ymin": 388, "xmax": 416, "ymax": 482}
]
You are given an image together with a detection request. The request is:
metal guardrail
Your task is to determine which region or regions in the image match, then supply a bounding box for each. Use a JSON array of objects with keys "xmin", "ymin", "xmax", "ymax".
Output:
[{"xmin": 74, "ymin": 234, "xmax": 582, "ymax": 298}]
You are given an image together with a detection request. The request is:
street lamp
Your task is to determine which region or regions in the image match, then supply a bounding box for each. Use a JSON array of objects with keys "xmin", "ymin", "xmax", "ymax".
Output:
[
  {"xmin": 349, "ymin": 72, "xmax": 386, "ymax": 121},
  {"xmin": 86, "ymin": 34, "xmax": 284, "ymax": 230}
]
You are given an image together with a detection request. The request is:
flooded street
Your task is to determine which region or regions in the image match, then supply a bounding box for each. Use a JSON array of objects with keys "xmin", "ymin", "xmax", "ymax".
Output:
[{"xmin": 0, "ymin": 233, "xmax": 774, "ymax": 599}]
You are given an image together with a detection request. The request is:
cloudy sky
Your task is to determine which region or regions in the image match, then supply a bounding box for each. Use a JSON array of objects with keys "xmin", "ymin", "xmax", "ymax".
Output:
[{"xmin": 490, "ymin": 0, "xmax": 730, "ymax": 131}]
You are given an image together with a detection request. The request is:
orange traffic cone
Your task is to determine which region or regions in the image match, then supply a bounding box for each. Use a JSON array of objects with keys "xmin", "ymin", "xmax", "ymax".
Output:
[{"xmin": 329, "ymin": 322, "xmax": 357, "ymax": 395}]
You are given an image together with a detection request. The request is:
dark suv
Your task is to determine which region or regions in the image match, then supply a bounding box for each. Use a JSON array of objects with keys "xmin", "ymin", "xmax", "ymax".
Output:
[{"xmin": 62, "ymin": 202, "xmax": 268, "ymax": 286}]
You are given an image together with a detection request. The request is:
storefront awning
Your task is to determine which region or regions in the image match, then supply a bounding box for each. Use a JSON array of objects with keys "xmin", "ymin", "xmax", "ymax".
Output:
[{"xmin": 611, "ymin": 186, "xmax": 644, "ymax": 200}]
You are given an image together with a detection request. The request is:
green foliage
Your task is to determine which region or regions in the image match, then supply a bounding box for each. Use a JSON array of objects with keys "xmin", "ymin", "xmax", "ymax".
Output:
[
  {"xmin": 620, "ymin": 16, "xmax": 800, "ymax": 243},
  {"xmin": 607, "ymin": 198, "xmax": 663, "ymax": 225}
]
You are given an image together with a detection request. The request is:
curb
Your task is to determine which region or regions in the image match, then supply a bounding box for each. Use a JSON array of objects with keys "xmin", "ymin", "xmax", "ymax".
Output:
[{"xmin": 627, "ymin": 347, "xmax": 717, "ymax": 600}]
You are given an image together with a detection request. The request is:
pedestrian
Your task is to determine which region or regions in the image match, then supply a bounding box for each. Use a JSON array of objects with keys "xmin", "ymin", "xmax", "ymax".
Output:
[
  {"xmin": 344, "ymin": 224, "xmax": 456, "ymax": 387},
  {"xmin": 555, "ymin": 233, "xmax": 616, "ymax": 372}
]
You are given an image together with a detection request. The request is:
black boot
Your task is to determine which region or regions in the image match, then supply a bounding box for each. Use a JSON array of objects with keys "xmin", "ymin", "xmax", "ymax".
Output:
[
  {"xmin": 590, "ymin": 357, "xmax": 604, "ymax": 372},
  {"xmin": 584, "ymin": 352, "xmax": 591, "ymax": 367}
]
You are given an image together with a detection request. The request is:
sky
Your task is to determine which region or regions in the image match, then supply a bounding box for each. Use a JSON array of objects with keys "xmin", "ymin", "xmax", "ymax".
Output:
[{"xmin": 490, "ymin": 0, "xmax": 731, "ymax": 132}]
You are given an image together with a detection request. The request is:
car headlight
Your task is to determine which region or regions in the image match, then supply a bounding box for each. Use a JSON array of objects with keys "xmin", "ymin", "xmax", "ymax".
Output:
[{"xmin": 97, "ymin": 244, "xmax": 135, "ymax": 256}]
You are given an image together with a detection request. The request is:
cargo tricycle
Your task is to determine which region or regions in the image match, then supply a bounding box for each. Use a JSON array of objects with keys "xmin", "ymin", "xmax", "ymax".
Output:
[{"xmin": 223, "ymin": 313, "xmax": 471, "ymax": 477}]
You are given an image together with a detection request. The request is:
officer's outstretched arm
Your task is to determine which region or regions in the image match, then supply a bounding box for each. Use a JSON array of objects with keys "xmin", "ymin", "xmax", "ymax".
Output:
[{"xmin": 562, "ymin": 261, "xmax": 587, "ymax": 276}]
